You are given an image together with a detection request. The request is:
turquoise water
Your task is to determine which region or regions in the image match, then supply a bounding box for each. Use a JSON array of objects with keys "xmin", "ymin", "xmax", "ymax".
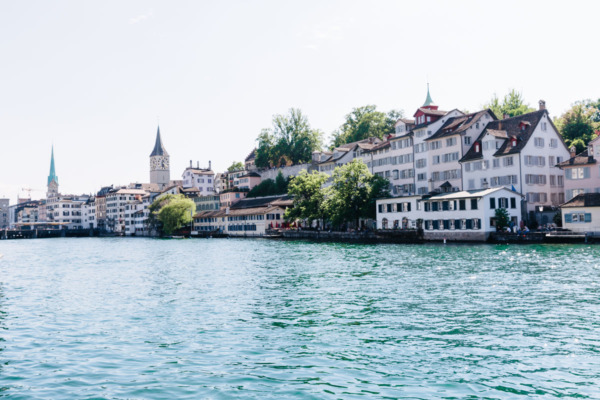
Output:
[{"xmin": 0, "ymin": 238, "xmax": 599, "ymax": 399}]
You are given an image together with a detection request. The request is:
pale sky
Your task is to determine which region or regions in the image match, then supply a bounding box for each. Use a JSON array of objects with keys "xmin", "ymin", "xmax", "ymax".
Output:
[{"xmin": 1, "ymin": 0, "xmax": 599, "ymax": 203}]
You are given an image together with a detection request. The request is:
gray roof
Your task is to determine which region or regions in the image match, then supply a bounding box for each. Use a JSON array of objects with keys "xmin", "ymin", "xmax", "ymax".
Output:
[{"xmin": 150, "ymin": 126, "xmax": 169, "ymax": 157}]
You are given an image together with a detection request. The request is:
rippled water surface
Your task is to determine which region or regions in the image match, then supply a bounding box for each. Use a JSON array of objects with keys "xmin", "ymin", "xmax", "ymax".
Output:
[{"xmin": 0, "ymin": 238, "xmax": 599, "ymax": 399}]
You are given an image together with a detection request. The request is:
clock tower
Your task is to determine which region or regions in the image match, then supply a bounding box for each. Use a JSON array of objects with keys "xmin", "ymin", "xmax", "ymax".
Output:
[{"xmin": 149, "ymin": 125, "xmax": 170, "ymax": 189}]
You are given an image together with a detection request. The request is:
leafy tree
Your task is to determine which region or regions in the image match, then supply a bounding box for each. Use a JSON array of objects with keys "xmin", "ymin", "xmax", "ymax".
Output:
[
  {"xmin": 255, "ymin": 109, "xmax": 322, "ymax": 168},
  {"xmin": 148, "ymin": 194, "xmax": 195, "ymax": 236},
  {"xmin": 227, "ymin": 161, "xmax": 244, "ymax": 172},
  {"xmin": 285, "ymin": 170, "xmax": 329, "ymax": 224},
  {"xmin": 483, "ymin": 89, "xmax": 535, "ymax": 119},
  {"xmin": 158, "ymin": 196, "xmax": 196, "ymax": 235},
  {"xmin": 274, "ymin": 171, "xmax": 287, "ymax": 193},
  {"xmin": 361, "ymin": 174, "xmax": 390, "ymax": 220},
  {"xmin": 494, "ymin": 208, "xmax": 510, "ymax": 231},
  {"xmin": 554, "ymin": 99, "xmax": 600, "ymax": 153},
  {"xmin": 331, "ymin": 105, "xmax": 403, "ymax": 147},
  {"xmin": 325, "ymin": 159, "xmax": 387, "ymax": 227}
]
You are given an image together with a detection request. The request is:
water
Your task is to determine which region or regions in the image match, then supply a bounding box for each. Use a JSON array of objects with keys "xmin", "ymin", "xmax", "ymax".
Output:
[{"xmin": 0, "ymin": 238, "xmax": 599, "ymax": 399}]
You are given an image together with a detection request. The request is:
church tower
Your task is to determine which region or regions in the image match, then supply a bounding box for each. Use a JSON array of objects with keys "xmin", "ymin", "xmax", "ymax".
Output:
[
  {"xmin": 149, "ymin": 125, "xmax": 170, "ymax": 189},
  {"xmin": 47, "ymin": 145, "xmax": 59, "ymax": 198}
]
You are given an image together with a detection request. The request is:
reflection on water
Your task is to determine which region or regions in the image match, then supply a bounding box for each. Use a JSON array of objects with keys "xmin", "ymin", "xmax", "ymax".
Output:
[{"xmin": 0, "ymin": 238, "xmax": 599, "ymax": 399}]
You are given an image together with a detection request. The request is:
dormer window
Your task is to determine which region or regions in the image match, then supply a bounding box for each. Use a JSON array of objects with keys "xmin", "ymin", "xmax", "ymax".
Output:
[
  {"xmin": 474, "ymin": 142, "xmax": 480, "ymax": 152},
  {"xmin": 511, "ymin": 137, "xmax": 517, "ymax": 147}
]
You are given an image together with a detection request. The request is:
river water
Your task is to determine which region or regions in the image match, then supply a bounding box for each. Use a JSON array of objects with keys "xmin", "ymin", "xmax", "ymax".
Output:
[{"xmin": 0, "ymin": 238, "xmax": 599, "ymax": 399}]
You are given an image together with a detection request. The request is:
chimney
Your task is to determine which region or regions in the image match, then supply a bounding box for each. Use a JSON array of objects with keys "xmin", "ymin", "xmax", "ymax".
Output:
[
  {"xmin": 539, "ymin": 100, "xmax": 546, "ymax": 110},
  {"xmin": 197, "ymin": 161, "xmax": 199, "ymax": 168},
  {"xmin": 209, "ymin": 160, "xmax": 212, "ymax": 170},
  {"xmin": 428, "ymin": 178, "xmax": 434, "ymax": 193},
  {"xmin": 482, "ymin": 178, "xmax": 489, "ymax": 189},
  {"xmin": 190, "ymin": 160, "xmax": 192, "ymax": 168},
  {"xmin": 570, "ymin": 146, "xmax": 577, "ymax": 158}
]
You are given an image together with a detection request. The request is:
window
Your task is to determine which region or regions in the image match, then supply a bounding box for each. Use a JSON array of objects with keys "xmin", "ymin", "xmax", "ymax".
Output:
[
  {"xmin": 498, "ymin": 197, "xmax": 509, "ymax": 208},
  {"xmin": 565, "ymin": 167, "xmax": 590, "ymax": 180},
  {"xmin": 549, "ymin": 156, "xmax": 555, "ymax": 166},
  {"xmin": 489, "ymin": 198, "xmax": 496, "ymax": 209},
  {"xmin": 471, "ymin": 199, "xmax": 478, "ymax": 210},
  {"xmin": 493, "ymin": 159, "xmax": 500, "ymax": 168},
  {"xmin": 468, "ymin": 179, "xmax": 475, "ymax": 189},
  {"xmin": 534, "ymin": 137, "xmax": 545, "ymax": 147},
  {"xmin": 417, "ymin": 173, "xmax": 427, "ymax": 181},
  {"xmin": 464, "ymin": 136, "xmax": 471, "ymax": 145},
  {"xmin": 565, "ymin": 213, "xmax": 592, "ymax": 223},
  {"xmin": 510, "ymin": 198, "xmax": 516, "ymax": 208},
  {"xmin": 503, "ymin": 156, "xmax": 513, "ymax": 167},
  {"xmin": 464, "ymin": 163, "xmax": 471, "ymax": 172},
  {"xmin": 416, "ymin": 158, "xmax": 427, "ymax": 168},
  {"xmin": 432, "ymin": 155, "xmax": 440, "ymax": 165},
  {"xmin": 550, "ymin": 138, "xmax": 557, "ymax": 148},
  {"xmin": 541, "ymin": 122, "xmax": 548, "ymax": 131},
  {"xmin": 430, "ymin": 141, "xmax": 441, "ymax": 150},
  {"xmin": 446, "ymin": 137, "xmax": 457, "ymax": 147}
]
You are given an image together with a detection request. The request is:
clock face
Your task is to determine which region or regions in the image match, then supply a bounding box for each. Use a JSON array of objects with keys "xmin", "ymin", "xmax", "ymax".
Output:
[{"xmin": 150, "ymin": 156, "xmax": 169, "ymax": 171}]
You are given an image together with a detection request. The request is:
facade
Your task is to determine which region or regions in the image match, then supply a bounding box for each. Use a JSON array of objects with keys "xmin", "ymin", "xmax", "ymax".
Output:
[
  {"xmin": 245, "ymin": 148, "xmax": 257, "ymax": 171},
  {"xmin": 0, "ymin": 198, "xmax": 9, "ymax": 228},
  {"xmin": 376, "ymin": 187, "xmax": 523, "ymax": 241},
  {"xmin": 95, "ymin": 186, "xmax": 113, "ymax": 230},
  {"xmin": 193, "ymin": 195, "xmax": 290, "ymax": 236},
  {"xmin": 561, "ymin": 193, "xmax": 600, "ymax": 233},
  {"xmin": 149, "ymin": 126, "xmax": 170, "ymax": 190},
  {"xmin": 460, "ymin": 103, "xmax": 569, "ymax": 223},
  {"xmin": 193, "ymin": 195, "xmax": 221, "ymax": 212},
  {"xmin": 82, "ymin": 197, "xmax": 96, "ymax": 229},
  {"xmin": 105, "ymin": 188, "xmax": 148, "ymax": 233},
  {"xmin": 557, "ymin": 135, "xmax": 600, "ymax": 201},
  {"xmin": 51, "ymin": 195, "xmax": 89, "ymax": 229},
  {"xmin": 219, "ymin": 190, "xmax": 247, "ymax": 209},
  {"xmin": 182, "ymin": 161, "xmax": 215, "ymax": 194},
  {"xmin": 234, "ymin": 172, "xmax": 261, "ymax": 191}
]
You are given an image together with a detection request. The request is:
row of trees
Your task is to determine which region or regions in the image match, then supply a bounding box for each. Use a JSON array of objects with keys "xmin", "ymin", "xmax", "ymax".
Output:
[{"xmin": 285, "ymin": 159, "xmax": 388, "ymax": 229}]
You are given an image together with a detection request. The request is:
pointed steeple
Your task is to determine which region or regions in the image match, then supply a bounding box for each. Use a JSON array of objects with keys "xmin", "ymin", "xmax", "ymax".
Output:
[
  {"xmin": 150, "ymin": 125, "xmax": 169, "ymax": 157},
  {"xmin": 48, "ymin": 145, "xmax": 58, "ymax": 185},
  {"xmin": 423, "ymin": 83, "xmax": 434, "ymax": 107}
]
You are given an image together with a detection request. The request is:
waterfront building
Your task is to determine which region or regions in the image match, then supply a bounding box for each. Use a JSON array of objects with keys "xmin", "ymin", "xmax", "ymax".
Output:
[
  {"xmin": 376, "ymin": 187, "xmax": 523, "ymax": 241},
  {"xmin": 94, "ymin": 185, "xmax": 113, "ymax": 231},
  {"xmin": 193, "ymin": 195, "xmax": 290, "ymax": 236},
  {"xmin": 182, "ymin": 161, "xmax": 215, "ymax": 194},
  {"xmin": 557, "ymin": 135, "xmax": 600, "ymax": 201},
  {"xmin": 560, "ymin": 193, "xmax": 600, "ymax": 233},
  {"xmin": 460, "ymin": 102, "xmax": 569, "ymax": 223},
  {"xmin": 82, "ymin": 196, "xmax": 96, "ymax": 229},
  {"xmin": 317, "ymin": 138, "xmax": 382, "ymax": 176},
  {"xmin": 50, "ymin": 195, "xmax": 89, "ymax": 229},
  {"xmin": 149, "ymin": 126, "xmax": 170, "ymax": 190},
  {"xmin": 0, "ymin": 198, "xmax": 9, "ymax": 229},
  {"xmin": 105, "ymin": 188, "xmax": 148, "ymax": 233}
]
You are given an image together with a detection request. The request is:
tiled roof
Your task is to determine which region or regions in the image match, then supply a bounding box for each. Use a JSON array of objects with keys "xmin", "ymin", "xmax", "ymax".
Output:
[
  {"xmin": 557, "ymin": 148, "xmax": 596, "ymax": 168},
  {"xmin": 186, "ymin": 168, "xmax": 214, "ymax": 175},
  {"xmin": 230, "ymin": 194, "xmax": 292, "ymax": 210},
  {"xmin": 426, "ymin": 109, "xmax": 495, "ymax": 141},
  {"xmin": 561, "ymin": 193, "xmax": 600, "ymax": 208},
  {"xmin": 461, "ymin": 109, "xmax": 548, "ymax": 162}
]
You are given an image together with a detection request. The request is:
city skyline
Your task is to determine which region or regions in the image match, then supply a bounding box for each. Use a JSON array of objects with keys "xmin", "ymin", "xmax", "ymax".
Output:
[{"xmin": 2, "ymin": 0, "xmax": 599, "ymax": 203}]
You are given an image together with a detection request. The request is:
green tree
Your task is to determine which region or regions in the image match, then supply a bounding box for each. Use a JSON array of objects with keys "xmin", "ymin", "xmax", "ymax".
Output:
[
  {"xmin": 494, "ymin": 208, "xmax": 510, "ymax": 231},
  {"xmin": 255, "ymin": 109, "xmax": 322, "ymax": 168},
  {"xmin": 148, "ymin": 194, "xmax": 196, "ymax": 236},
  {"xmin": 227, "ymin": 161, "xmax": 244, "ymax": 172},
  {"xmin": 246, "ymin": 172, "xmax": 290, "ymax": 198},
  {"xmin": 325, "ymin": 159, "xmax": 387, "ymax": 227},
  {"xmin": 274, "ymin": 171, "xmax": 288, "ymax": 193},
  {"xmin": 158, "ymin": 196, "xmax": 196, "ymax": 235},
  {"xmin": 285, "ymin": 170, "xmax": 329, "ymax": 224},
  {"xmin": 554, "ymin": 99, "xmax": 600, "ymax": 153},
  {"xmin": 332, "ymin": 105, "xmax": 403, "ymax": 147},
  {"xmin": 361, "ymin": 174, "xmax": 390, "ymax": 220},
  {"xmin": 484, "ymin": 89, "xmax": 535, "ymax": 119}
]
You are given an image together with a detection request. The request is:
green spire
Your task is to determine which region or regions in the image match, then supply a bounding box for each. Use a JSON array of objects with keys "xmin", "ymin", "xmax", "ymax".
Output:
[
  {"xmin": 423, "ymin": 83, "xmax": 434, "ymax": 107},
  {"xmin": 48, "ymin": 145, "xmax": 58, "ymax": 185}
]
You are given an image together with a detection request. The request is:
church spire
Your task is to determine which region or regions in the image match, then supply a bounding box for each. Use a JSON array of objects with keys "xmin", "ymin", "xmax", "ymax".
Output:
[
  {"xmin": 48, "ymin": 145, "xmax": 58, "ymax": 185},
  {"xmin": 150, "ymin": 125, "xmax": 169, "ymax": 157},
  {"xmin": 423, "ymin": 82, "xmax": 434, "ymax": 107}
]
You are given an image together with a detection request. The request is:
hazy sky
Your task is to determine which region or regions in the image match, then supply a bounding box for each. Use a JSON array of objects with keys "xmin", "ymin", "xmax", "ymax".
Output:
[{"xmin": 1, "ymin": 0, "xmax": 599, "ymax": 203}]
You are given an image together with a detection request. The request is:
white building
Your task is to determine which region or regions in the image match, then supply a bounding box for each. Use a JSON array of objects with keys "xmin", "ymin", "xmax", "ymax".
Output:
[
  {"xmin": 460, "ymin": 103, "xmax": 569, "ymax": 224},
  {"xmin": 105, "ymin": 188, "xmax": 148, "ymax": 234},
  {"xmin": 51, "ymin": 195, "xmax": 89, "ymax": 229},
  {"xmin": 376, "ymin": 187, "xmax": 524, "ymax": 241},
  {"xmin": 182, "ymin": 161, "xmax": 215, "ymax": 195},
  {"xmin": 82, "ymin": 197, "xmax": 96, "ymax": 229}
]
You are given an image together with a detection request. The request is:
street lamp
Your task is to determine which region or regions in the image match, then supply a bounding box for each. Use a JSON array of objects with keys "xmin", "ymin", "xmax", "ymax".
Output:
[{"xmin": 538, "ymin": 205, "xmax": 544, "ymax": 228}]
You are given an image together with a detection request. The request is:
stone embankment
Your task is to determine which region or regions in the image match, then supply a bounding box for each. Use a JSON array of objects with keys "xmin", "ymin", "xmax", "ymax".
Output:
[{"xmin": 277, "ymin": 229, "xmax": 424, "ymax": 244}]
